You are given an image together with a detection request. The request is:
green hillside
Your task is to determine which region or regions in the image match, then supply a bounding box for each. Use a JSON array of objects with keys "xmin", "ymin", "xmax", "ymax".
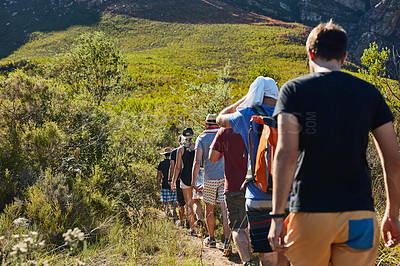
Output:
[{"xmin": 4, "ymin": 14, "xmax": 308, "ymax": 122}]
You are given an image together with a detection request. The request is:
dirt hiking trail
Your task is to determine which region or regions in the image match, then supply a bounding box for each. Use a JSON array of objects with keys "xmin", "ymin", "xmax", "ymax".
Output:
[{"xmin": 186, "ymin": 233, "xmax": 244, "ymax": 265}]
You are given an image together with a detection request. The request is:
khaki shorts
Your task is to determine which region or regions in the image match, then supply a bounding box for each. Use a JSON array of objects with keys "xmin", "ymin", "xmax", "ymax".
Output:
[{"xmin": 284, "ymin": 211, "xmax": 379, "ymax": 266}]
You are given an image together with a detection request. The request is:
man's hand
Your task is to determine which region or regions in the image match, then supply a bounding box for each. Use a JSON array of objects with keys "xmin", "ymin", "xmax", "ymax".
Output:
[
  {"xmin": 268, "ymin": 218, "xmax": 288, "ymax": 254},
  {"xmin": 382, "ymin": 214, "xmax": 400, "ymax": 248},
  {"xmin": 171, "ymin": 183, "xmax": 176, "ymax": 192},
  {"xmin": 192, "ymin": 184, "xmax": 203, "ymax": 193}
]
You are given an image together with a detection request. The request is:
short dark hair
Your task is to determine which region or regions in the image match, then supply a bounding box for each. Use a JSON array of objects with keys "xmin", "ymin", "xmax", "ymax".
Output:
[{"xmin": 306, "ymin": 19, "xmax": 348, "ymax": 61}]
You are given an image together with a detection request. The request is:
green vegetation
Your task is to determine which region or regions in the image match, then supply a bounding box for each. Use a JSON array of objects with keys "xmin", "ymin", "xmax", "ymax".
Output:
[
  {"xmin": 360, "ymin": 42, "xmax": 400, "ymax": 265},
  {"xmin": 0, "ymin": 11, "xmax": 399, "ymax": 265}
]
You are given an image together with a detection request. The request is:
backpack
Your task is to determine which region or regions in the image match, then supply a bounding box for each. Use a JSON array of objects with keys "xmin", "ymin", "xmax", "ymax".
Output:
[{"xmin": 240, "ymin": 106, "xmax": 278, "ymax": 193}]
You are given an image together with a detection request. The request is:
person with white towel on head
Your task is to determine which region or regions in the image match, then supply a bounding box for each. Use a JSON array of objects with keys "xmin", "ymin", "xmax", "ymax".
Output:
[{"xmin": 216, "ymin": 76, "xmax": 288, "ymax": 266}]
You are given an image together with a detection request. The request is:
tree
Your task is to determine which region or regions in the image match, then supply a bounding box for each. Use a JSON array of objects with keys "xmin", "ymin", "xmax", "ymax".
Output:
[
  {"xmin": 359, "ymin": 42, "xmax": 400, "ymax": 112},
  {"xmin": 52, "ymin": 31, "xmax": 127, "ymax": 105}
]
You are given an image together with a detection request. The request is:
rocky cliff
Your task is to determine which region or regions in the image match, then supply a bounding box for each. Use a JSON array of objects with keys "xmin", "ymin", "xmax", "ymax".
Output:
[
  {"xmin": 351, "ymin": 0, "xmax": 400, "ymax": 62},
  {"xmin": 297, "ymin": 0, "xmax": 400, "ymax": 63},
  {"xmin": 226, "ymin": 0, "xmax": 400, "ymax": 63},
  {"xmin": 2, "ymin": 0, "xmax": 399, "ymax": 64}
]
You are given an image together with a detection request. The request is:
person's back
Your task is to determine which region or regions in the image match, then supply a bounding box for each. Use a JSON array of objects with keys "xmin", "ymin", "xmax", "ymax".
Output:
[
  {"xmin": 209, "ymin": 127, "xmax": 253, "ymax": 264},
  {"xmin": 158, "ymin": 157, "xmax": 171, "ymax": 188},
  {"xmin": 180, "ymin": 146, "xmax": 195, "ymax": 186},
  {"xmin": 281, "ymin": 71, "xmax": 388, "ymax": 212},
  {"xmin": 217, "ymin": 77, "xmax": 288, "ymax": 266},
  {"xmin": 268, "ymin": 20, "xmax": 400, "ymax": 266},
  {"xmin": 211, "ymin": 127, "xmax": 247, "ymax": 192},
  {"xmin": 196, "ymin": 131, "xmax": 224, "ymax": 180},
  {"xmin": 169, "ymin": 146, "xmax": 186, "ymax": 224},
  {"xmin": 172, "ymin": 128, "xmax": 198, "ymax": 235},
  {"xmin": 193, "ymin": 115, "xmax": 229, "ymax": 252},
  {"xmin": 157, "ymin": 148, "xmax": 176, "ymax": 217}
]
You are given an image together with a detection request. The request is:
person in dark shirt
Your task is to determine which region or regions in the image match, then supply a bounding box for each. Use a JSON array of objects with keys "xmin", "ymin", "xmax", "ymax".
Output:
[
  {"xmin": 169, "ymin": 136, "xmax": 186, "ymax": 225},
  {"xmin": 157, "ymin": 147, "xmax": 177, "ymax": 217},
  {"xmin": 268, "ymin": 20, "xmax": 400, "ymax": 265},
  {"xmin": 172, "ymin": 128, "xmax": 197, "ymax": 235}
]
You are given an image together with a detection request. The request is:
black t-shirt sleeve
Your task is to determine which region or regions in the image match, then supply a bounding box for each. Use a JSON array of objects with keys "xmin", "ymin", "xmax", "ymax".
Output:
[
  {"xmin": 170, "ymin": 150, "xmax": 177, "ymax": 162},
  {"xmin": 273, "ymin": 82, "xmax": 297, "ymax": 119},
  {"xmin": 371, "ymin": 91, "xmax": 394, "ymax": 130},
  {"xmin": 157, "ymin": 161, "xmax": 162, "ymax": 171}
]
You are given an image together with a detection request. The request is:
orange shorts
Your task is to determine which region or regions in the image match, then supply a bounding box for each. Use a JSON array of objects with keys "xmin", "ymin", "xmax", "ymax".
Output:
[{"xmin": 284, "ymin": 211, "xmax": 379, "ymax": 266}]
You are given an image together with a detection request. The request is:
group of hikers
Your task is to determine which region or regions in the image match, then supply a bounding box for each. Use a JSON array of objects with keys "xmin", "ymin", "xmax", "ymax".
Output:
[{"xmin": 156, "ymin": 20, "xmax": 400, "ymax": 266}]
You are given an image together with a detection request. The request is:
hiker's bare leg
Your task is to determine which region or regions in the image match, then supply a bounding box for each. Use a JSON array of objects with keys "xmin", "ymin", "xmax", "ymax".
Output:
[
  {"xmin": 205, "ymin": 202, "xmax": 215, "ymax": 237},
  {"xmin": 219, "ymin": 200, "xmax": 230, "ymax": 239},
  {"xmin": 172, "ymin": 201, "xmax": 177, "ymax": 216},
  {"xmin": 259, "ymin": 252, "xmax": 276, "ymax": 266},
  {"xmin": 193, "ymin": 199, "xmax": 203, "ymax": 221},
  {"xmin": 182, "ymin": 188, "xmax": 195, "ymax": 229},
  {"xmin": 277, "ymin": 252, "xmax": 289, "ymax": 266},
  {"xmin": 163, "ymin": 202, "xmax": 168, "ymax": 215},
  {"xmin": 232, "ymin": 228, "xmax": 251, "ymax": 262},
  {"xmin": 168, "ymin": 201, "xmax": 174, "ymax": 216},
  {"xmin": 179, "ymin": 205, "xmax": 185, "ymax": 224},
  {"xmin": 246, "ymin": 228, "xmax": 251, "ymax": 255}
]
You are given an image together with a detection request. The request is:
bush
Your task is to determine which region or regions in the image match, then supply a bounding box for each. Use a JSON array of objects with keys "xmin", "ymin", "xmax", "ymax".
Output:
[
  {"xmin": 48, "ymin": 31, "xmax": 128, "ymax": 105},
  {"xmin": 24, "ymin": 170, "xmax": 71, "ymax": 242}
]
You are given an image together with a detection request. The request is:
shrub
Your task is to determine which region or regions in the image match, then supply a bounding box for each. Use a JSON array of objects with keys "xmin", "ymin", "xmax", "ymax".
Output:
[
  {"xmin": 48, "ymin": 31, "xmax": 128, "ymax": 105},
  {"xmin": 24, "ymin": 170, "xmax": 71, "ymax": 242}
]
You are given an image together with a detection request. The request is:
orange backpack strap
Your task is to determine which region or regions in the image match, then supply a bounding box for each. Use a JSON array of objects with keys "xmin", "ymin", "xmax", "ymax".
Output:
[{"xmin": 254, "ymin": 124, "xmax": 269, "ymax": 192}]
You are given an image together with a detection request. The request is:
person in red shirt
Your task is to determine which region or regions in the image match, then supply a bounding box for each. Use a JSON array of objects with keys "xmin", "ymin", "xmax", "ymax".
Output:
[{"xmin": 209, "ymin": 128, "xmax": 254, "ymax": 266}]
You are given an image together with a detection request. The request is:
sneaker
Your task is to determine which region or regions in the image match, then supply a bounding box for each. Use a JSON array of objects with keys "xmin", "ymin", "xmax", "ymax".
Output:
[
  {"xmin": 223, "ymin": 238, "xmax": 232, "ymax": 257},
  {"xmin": 244, "ymin": 260, "xmax": 256, "ymax": 266},
  {"xmin": 203, "ymin": 236, "xmax": 216, "ymax": 248}
]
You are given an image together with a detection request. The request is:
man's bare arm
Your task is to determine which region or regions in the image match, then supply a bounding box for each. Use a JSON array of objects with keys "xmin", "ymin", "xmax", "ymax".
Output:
[
  {"xmin": 372, "ymin": 121, "xmax": 400, "ymax": 248},
  {"xmin": 192, "ymin": 149, "xmax": 203, "ymax": 188},
  {"xmin": 272, "ymin": 113, "xmax": 299, "ymax": 214},
  {"xmin": 168, "ymin": 158, "xmax": 175, "ymax": 187},
  {"xmin": 268, "ymin": 113, "xmax": 299, "ymax": 254},
  {"xmin": 209, "ymin": 149, "xmax": 223, "ymax": 162},
  {"xmin": 217, "ymin": 96, "xmax": 247, "ymax": 128},
  {"xmin": 169, "ymin": 160, "xmax": 175, "ymax": 181},
  {"xmin": 172, "ymin": 147, "xmax": 183, "ymax": 189},
  {"xmin": 156, "ymin": 170, "xmax": 162, "ymax": 190}
]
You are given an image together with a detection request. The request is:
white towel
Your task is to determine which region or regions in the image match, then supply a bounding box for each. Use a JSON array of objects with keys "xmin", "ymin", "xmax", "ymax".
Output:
[{"xmin": 237, "ymin": 76, "xmax": 279, "ymax": 111}]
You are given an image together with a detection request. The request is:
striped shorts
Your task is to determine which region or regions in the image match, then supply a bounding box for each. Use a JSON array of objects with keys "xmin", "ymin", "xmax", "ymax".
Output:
[
  {"xmin": 203, "ymin": 178, "xmax": 225, "ymax": 205},
  {"xmin": 246, "ymin": 199, "xmax": 273, "ymax": 253},
  {"xmin": 160, "ymin": 188, "xmax": 177, "ymax": 203}
]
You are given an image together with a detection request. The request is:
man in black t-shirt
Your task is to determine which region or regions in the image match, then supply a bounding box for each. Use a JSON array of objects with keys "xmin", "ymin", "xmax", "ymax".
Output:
[
  {"xmin": 157, "ymin": 147, "xmax": 177, "ymax": 217},
  {"xmin": 268, "ymin": 20, "xmax": 400, "ymax": 265}
]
